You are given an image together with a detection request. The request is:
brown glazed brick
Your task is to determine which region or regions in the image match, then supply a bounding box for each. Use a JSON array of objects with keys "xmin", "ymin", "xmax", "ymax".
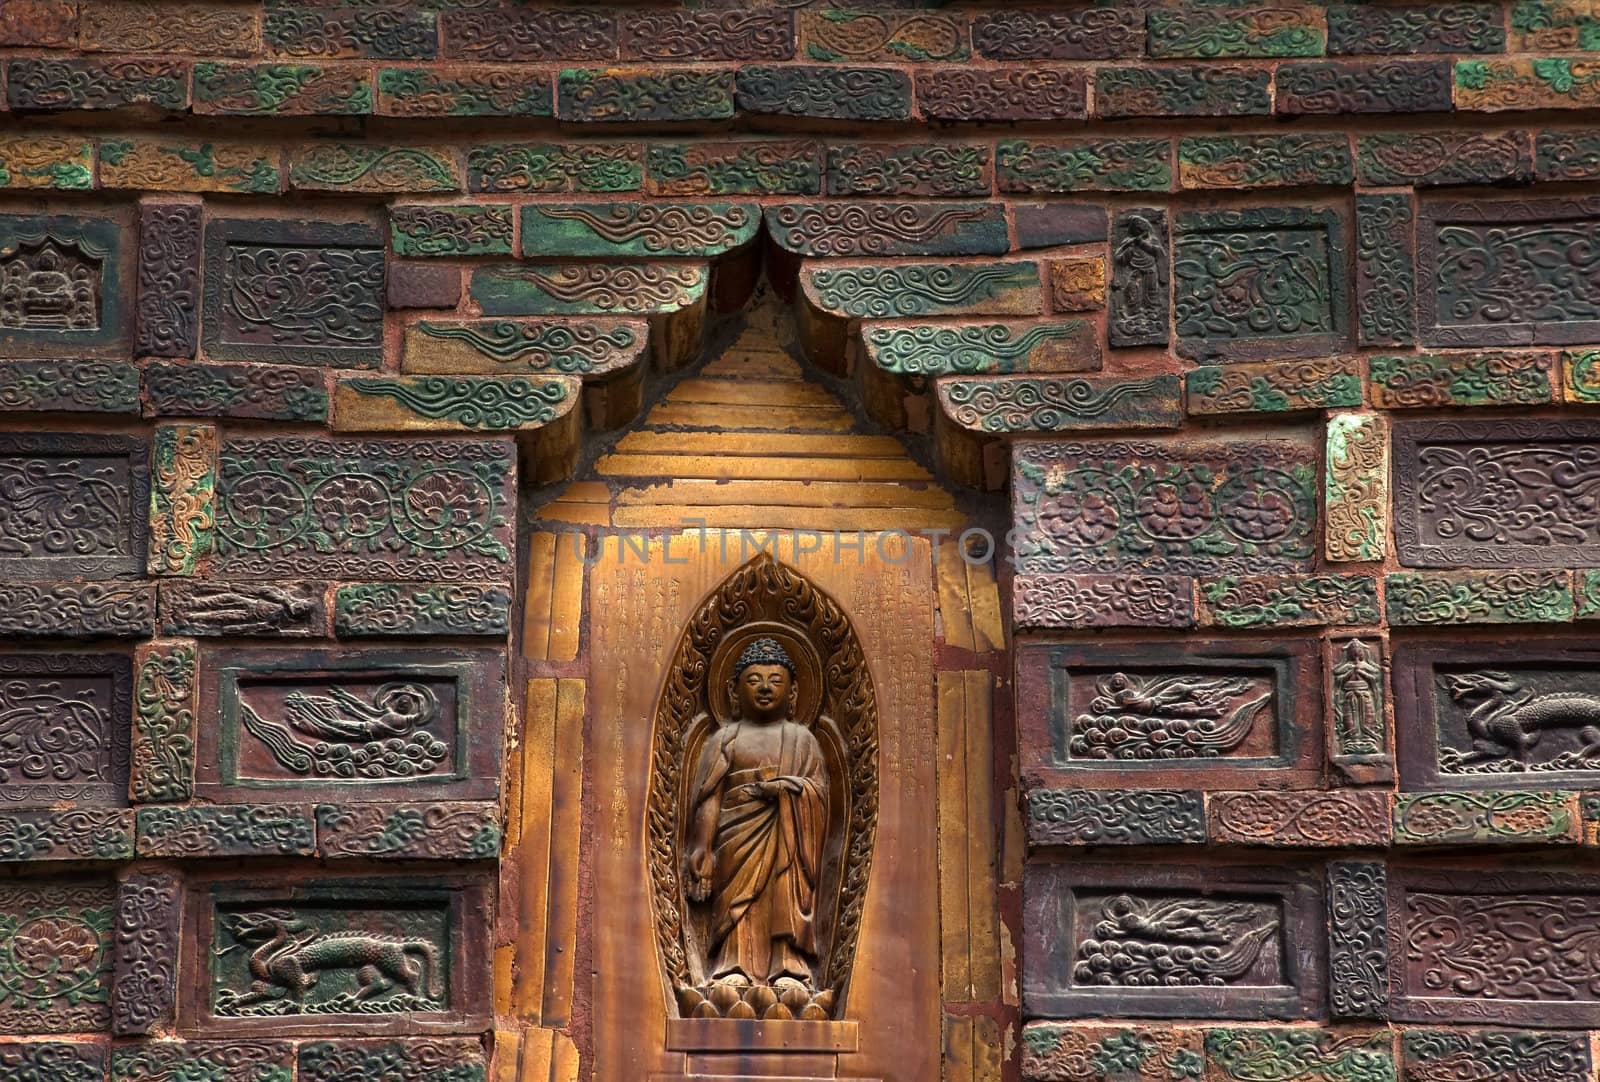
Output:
[
  {"xmin": 441, "ymin": 6, "xmax": 616, "ymax": 62},
  {"xmin": 0, "ymin": 0, "xmax": 75, "ymax": 47},
  {"xmin": 971, "ymin": 9, "xmax": 1142, "ymax": 60},
  {"xmin": 1276, "ymin": 58, "xmax": 1454, "ymax": 114},
  {"xmin": 1049, "ymin": 257, "xmax": 1107, "ymax": 312},
  {"xmin": 916, "ymin": 68, "xmax": 1086, "ymax": 121},
  {"xmin": 619, "ymin": 10, "xmax": 791, "ymax": 61}
]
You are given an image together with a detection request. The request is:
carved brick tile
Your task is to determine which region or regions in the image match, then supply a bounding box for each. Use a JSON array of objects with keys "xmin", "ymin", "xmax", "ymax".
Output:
[
  {"xmin": 470, "ymin": 261, "xmax": 706, "ymax": 316},
  {"xmin": 315, "ymin": 802, "xmax": 501, "ymax": 860},
  {"xmin": 1026, "ymin": 789, "xmax": 1206, "ymax": 847},
  {"xmin": 402, "ymin": 317, "xmax": 646, "ymax": 376},
  {"xmin": 1325, "ymin": 412, "xmax": 1391, "ymax": 563},
  {"xmin": 298, "ymin": 1037, "xmax": 488, "ymax": 1082},
  {"xmin": 1401, "ymin": 1028, "xmax": 1592, "ymax": 1082},
  {"xmin": 332, "ymin": 583, "xmax": 512, "ymax": 637},
  {"xmin": 209, "ymin": 436, "xmax": 516, "ymax": 582},
  {"xmin": 182, "ymin": 870, "xmax": 490, "ymax": 1036},
  {"xmin": 1327, "ymin": 861, "xmax": 1389, "ymax": 1021},
  {"xmin": 1024, "ymin": 861, "xmax": 1323, "ymax": 1020},
  {"xmin": 0, "ymin": 433, "xmax": 149, "ymax": 579},
  {"xmin": 1108, "ymin": 208, "xmax": 1169, "ymax": 348},
  {"xmin": 196, "ymin": 645, "xmax": 505, "ymax": 803},
  {"xmin": 112, "ymin": 869, "xmax": 180, "ymax": 1035},
  {"xmin": 0, "ymin": 652, "xmax": 130, "ymax": 808},
  {"xmin": 130, "ymin": 639, "xmax": 197, "ymax": 804},
  {"xmin": 1394, "ymin": 791, "xmax": 1581, "ymax": 846},
  {"xmin": 1326, "ymin": 637, "xmax": 1393, "ymax": 784},
  {"xmin": 0, "ymin": 357, "xmax": 139, "ymax": 415},
  {"xmin": 1388, "ymin": 866, "xmax": 1600, "ymax": 1025},
  {"xmin": 1386, "ymin": 570, "xmax": 1575, "ymax": 625},
  {"xmin": 144, "ymin": 361, "xmax": 330, "ymax": 422},
  {"xmin": 202, "ymin": 217, "xmax": 385, "ymax": 367},
  {"xmin": 136, "ymin": 201, "xmax": 200, "ymax": 357},
  {"xmin": 765, "ymin": 201, "xmax": 1009, "ymax": 258},
  {"xmin": 1012, "ymin": 573, "xmax": 1196, "ymax": 631},
  {"xmin": 1203, "ymin": 1028, "xmax": 1393, "ymax": 1081},
  {"xmin": 1186, "ymin": 357, "xmax": 1362, "ymax": 416},
  {"xmin": 938, "ymin": 375, "xmax": 1181, "ymax": 435},
  {"xmin": 136, "ymin": 804, "xmax": 318, "ymax": 858},
  {"xmin": 865, "ymin": 319, "xmax": 1099, "ymax": 377},
  {"xmin": 801, "ymin": 260, "xmax": 1044, "ymax": 320},
  {"xmin": 1012, "ymin": 435, "xmax": 1320, "ymax": 577},
  {"xmin": 1206, "ymin": 790, "xmax": 1392, "ymax": 848},
  {"xmin": 1355, "ymin": 192, "xmax": 1417, "ymax": 347},
  {"xmin": 158, "ymin": 581, "xmax": 327, "ymax": 638},
  {"xmin": 1015, "ymin": 638, "xmax": 1322, "ymax": 791},
  {"xmin": 148, "ymin": 423, "xmax": 218, "ymax": 578},
  {"xmin": 1174, "ymin": 206, "xmax": 1349, "ymax": 362},
  {"xmin": 0, "ymin": 880, "xmax": 116, "ymax": 1032},
  {"xmin": 1197, "ymin": 574, "xmax": 1379, "ymax": 629},
  {"xmin": 1020, "ymin": 1023, "xmax": 1203, "ymax": 1081},
  {"xmin": 0, "ymin": 211, "xmax": 131, "ymax": 357},
  {"xmin": 0, "ymin": 582, "xmax": 156, "ymax": 638},
  {"xmin": 0, "ymin": 1041, "xmax": 107, "ymax": 1081},
  {"xmin": 111, "ymin": 1041, "xmax": 295, "ymax": 1082},
  {"xmin": 0, "ymin": 807, "xmax": 133, "ymax": 861},
  {"xmin": 1394, "ymin": 419, "xmax": 1600, "ymax": 569}
]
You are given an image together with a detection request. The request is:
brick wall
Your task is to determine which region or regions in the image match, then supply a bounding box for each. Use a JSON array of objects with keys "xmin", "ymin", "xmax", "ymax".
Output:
[{"xmin": 1, "ymin": 2, "xmax": 1598, "ymax": 1080}]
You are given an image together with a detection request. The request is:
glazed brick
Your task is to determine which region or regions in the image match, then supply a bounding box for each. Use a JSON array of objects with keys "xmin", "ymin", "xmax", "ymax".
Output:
[
  {"xmin": 193, "ymin": 62, "xmax": 372, "ymax": 115},
  {"xmin": 98, "ymin": 138, "xmax": 282, "ymax": 194},
  {"xmin": 1147, "ymin": 6, "xmax": 1326, "ymax": 58},
  {"xmin": 620, "ymin": 10, "xmax": 792, "ymax": 61},
  {"xmin": 1327, "ymin": 3, "xmax": 1505, "ymax": 54},
  {"xmin": 0, "ymin": 359, "xmax": 139, "ymax": 415},
  {"xmin": 1369, "ymin": 351, "xmax": 1555, "ymax": 408},
  {"xmin": 1197, "ymin": 574, "xmax": 1380, "ymax": 629},
  {"xmin": 289, "ymin": 143, "xmax": 461, "ymax": 193},
  {"xmin": 558, "ymin": 68, "xmax": 734, "ymax": 122},
  {"xmin": 1386, "ymin": 570, "xmax": 1575, "ymax": 625},
  {"xmin": 826, "ymin": 142, "xmax": 990, "ymax": 197},
  {"xmin": 264, "ymin": 7, "xmax": 436, "ymax": 60},
  {"xmin": 1095, "ymin": 65, "xmax": 1271, "ymax": 118},
  {"xmin": 646, "ymin": 140, "xmax": 820, "ymax": 196},
  {"xmin": 1015, "ymin": 203, "xmax": 1108, "ymax": 249},
  {"xmin": 79, "ymin": 1, "xmax": 261, "ymax": 56},
  {"xmin": 916, "ymin": 68, "xmax": 1086, "ymax": 122},
  {"xmin": 1178, "ymin": 134, "xmax": 1352, "ymax": 189},
  {"xmin": 1186, "ymin": 357, "xmax": 1362, "ymax": 415},
  {"xmin": 1358, "ymin": 130, "xmax": 1532, "ymax": 186},
  {"xmin": 6, "ymin": 58, "xmax": 187, "ymax": 111},
  {"xmin": 971, "ymin": 9, "xmax": 1142, "ymax": 60},
  {"xmin": 736, "ymin": 64, "xmax": 912, "ymax": 121},
  {"xmin": 441, "ymin": 6, "xmax": 616, "ymax": 62},
  {"xmin": 468, "ymin": 142, "xmax": 643, "ymax": 194},
  {"xmin": 766, "ymin": 201, "xmax": 1007, "ymax": 257},
  {"xmin": 1276, "ymin": 59, "xmax": 1453, "ymax": 114},
  {"xmin": 997, "ymin": 138, "xmax": 1172, "ymax": 193},
  {"xmin": 1536, "ymin": 128, "xmax": 1600, "ymax": 181},
  {"xmin": 1512, "ymin": 0, "xmax": 1600, "ymax": 50},
  {"xmin": 1355, "ymin": 193, "xmax": 1417, "ymax": 349},
  {"xmin": 391, "ymin": 204, "xmax": 513, "ymax": 257},
  {"xmin": 1457, "ymin": 58, "xmax": 1600, "ymax": 111},
  {"xmin": 0, "ymin": 135, "xmax": 92, "ymax": 189},
  {"xmin": 800, "ymin": 9, "xmax": 967, "ymax": 63},
  {"xmin": 377, "ymin": 66, "xmax": 554, "ymax": 117},
  {"xmin": 144, "ymin": 362, "xmax": 330, "ymax": 422}
]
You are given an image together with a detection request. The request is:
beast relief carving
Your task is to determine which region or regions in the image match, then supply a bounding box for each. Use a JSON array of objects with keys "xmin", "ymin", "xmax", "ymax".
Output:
[{"xmin": 648, "ymin": 555, "xmax": 877, "ymax": 1023}]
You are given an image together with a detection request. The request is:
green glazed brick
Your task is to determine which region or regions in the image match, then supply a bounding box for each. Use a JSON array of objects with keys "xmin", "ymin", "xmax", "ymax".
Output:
[
  {"xmin": 468, "ymin": 142, "xmax": 643, "ymax": 194},
  {"xmin": 135, "ymin": 804, "xmax": 317, "ymax": 858},
  {"xmin": 1096, "ymin": 65, "xmax": 1271, "ymax": 118},
  {"xmin": 1578, "ymin": 569, "xmax": 1600, "ymax": 616},
  {"xmin": 1187, "ymin": 358, "xmax": 1362, "ymax": 415},
  {"xmin": 265, "ymin": 7, "xmax": 436, "ymax": 60},
  {"xmin": 803, "ymin": 261, "xmax": 1043, "ymax": 319},
  {"xmin": 647, "ymin": 140, "xmax": 821, "ymax": 196},
  {"xmin": 0, "ymin": 809, "xmax": 133, "ymax": 861},
  {"xmin": 98, "ymin": 138, "xmax": 281, "ymax": 194},
  {"xmin": 0, "ymin": 135, "xmax": 93, "ymax": 190},
  {"xmin": 1512, "ymin": 0, "xmax": 1600, "ymax": 50},
  {"xmin": 112, "ymin": 1043, "xmax": 293, "ymax": 1082},
  {"xmin": 143, "ymin": 362, "xmax": 330, "ymax": 422},
  {"xmin": 1563, "ymin": 348, "xmax": 1600, "ymax": 402},
  {"xmin": 193, "ymin": 62, "xmax": 372, "ymax": 115},
  {"xmin": 391, "ymin": 204, "xmax": 513, "ymax": 257},
  {"xmin": 378, "ymin": 66, "xmax": 553, "ymax": 117},
  {"xmin": 937, "ymin": 374, "xmax": 1182, "ymax": 435},
  {"xmin": 997, "ymin": 138, "xmax": 1172, "ymax": 193},
  {"xmin": 1369, "ymin": 352, "xmax": 1555, "ymax": 408},
  {"xmin": 1178, "ymin": 134, "xmax": 1352, "ymax": 189},
  {"xmin": 1148, "ymin": 7, "xmax": 1326, "ymax": 58},
  {"xmin": 865, "ymin": 320, "xmax": 1096, "ymax": 376},
  {"xmin": 521, "ymin": 201, "xmax": 758, "ymax": 258},
  {"xmin": 6, "ymin": 57, "xmax": 187, "ymax": 111},
  {"xmin": 736, "ymin": 64, "xmax": 912, "ymax": 120},
  {"xmin": 1358, "ymin": 130, "xmax": 1532, "ymax": 186},
  {"xmin": 826, "ymin": 143, "xmax": 990, "ymax": 198},
  {"xmin": 558, "ymin": 68, "xmax": 734, "ymax": 122},
  {"xmin": 1386, "ymin": 570, "xmax": 1575, "ymax": 625},
  {"xmin": 766, "ymin": 201, "xmax": 1007, "ymax": 257},
  {"xmin": 1199, "ymin": 574, "xmax": 1379, "ymax": 629},
  {"xmin": 299, "ymin": 1039, "xmax": 486, "ymax": 1082},
  {"xmin": 471, "ymin": 262, "xmax": 708, "ymax": 316},
  {"xmin": 1394, "ymin": 791, "xmax": 1579, "ymax": 845},
  {"xmin": 1205, "ymin": 1029, "xmax": 1392, "ymax": 1082},
  {"xmin": 1457, "ymin": 57, "xmax": 1600, "ymax": 111},
  {"xmin": 290, "ymin": 143, "xmax": 460, "ymax": 193}
]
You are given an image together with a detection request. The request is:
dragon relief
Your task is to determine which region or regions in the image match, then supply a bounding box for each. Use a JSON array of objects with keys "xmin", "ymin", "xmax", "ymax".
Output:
[
  {"xmin": 214, "ymin": 908, "xmax": 444, "ymax": 1017},
  {"xmin": 1440, "ymin": 671, "xmax": 1600, "ymax": 773},
  {"xmin": 1073, "ymin": 894, "xmax": 1280, "ymax": 988},
  {"xmin": 238, "ymin": 681, "xmax": 448, "ymax": 780},
  {"xmin": 1070, "ymin": 671, "xmax": 1274, "ymax": 760}
]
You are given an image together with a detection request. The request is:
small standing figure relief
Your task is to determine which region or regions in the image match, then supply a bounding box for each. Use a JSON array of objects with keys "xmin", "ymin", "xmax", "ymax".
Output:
[
  {"xmin": 685, "ymin": 638, "xmax": 829, "ymax": 1008},
  {"xmin": 1111, "ymin": 213, "xmax": 1166, "ymax": 344},
  {"xmin": 1333, "ymin": 639, "xmax": 1383, "ymax": 755}
]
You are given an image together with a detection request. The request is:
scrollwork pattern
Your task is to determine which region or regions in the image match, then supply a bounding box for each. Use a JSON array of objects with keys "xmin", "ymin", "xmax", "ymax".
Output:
[
  {"xmin": 1027, "ymin": 789, "xmax": 1204, "ymax": 845},
  {"xmin": 1327, "ymin": 862, "xmax": 1389, "ymax": 1020},
  {"xmin": 1407, "ymin": 890, "xmax": 1600, "ymax": 1000},
  {"xmin": 344, "ymin": 376, "xmax": 572, "ymax": 429},
  {"xmin": 111, "ymin": 871, "xmax": 178, "ymax": 1035},
  {"xmin": 939, "ymin": 375, "xmax": 1173, "ymax": 433}
]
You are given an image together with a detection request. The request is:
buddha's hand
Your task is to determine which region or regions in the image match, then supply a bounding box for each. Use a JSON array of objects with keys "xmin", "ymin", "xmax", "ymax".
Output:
[{"xmin": 686, "ymin": 846, "xmax": 714, "ymax": 901}]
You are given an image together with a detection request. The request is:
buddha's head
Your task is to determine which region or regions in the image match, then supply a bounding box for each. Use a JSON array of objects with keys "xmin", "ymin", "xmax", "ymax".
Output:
[{"xmin": 730, "ymin": 637, "xmax": 797, "ymax": 724}]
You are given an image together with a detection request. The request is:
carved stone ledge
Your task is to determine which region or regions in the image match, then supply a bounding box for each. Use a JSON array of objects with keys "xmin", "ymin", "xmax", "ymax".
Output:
[{"xmin": 665, "ymin": 1017, "xmax": 858, "ymax": 1053}]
